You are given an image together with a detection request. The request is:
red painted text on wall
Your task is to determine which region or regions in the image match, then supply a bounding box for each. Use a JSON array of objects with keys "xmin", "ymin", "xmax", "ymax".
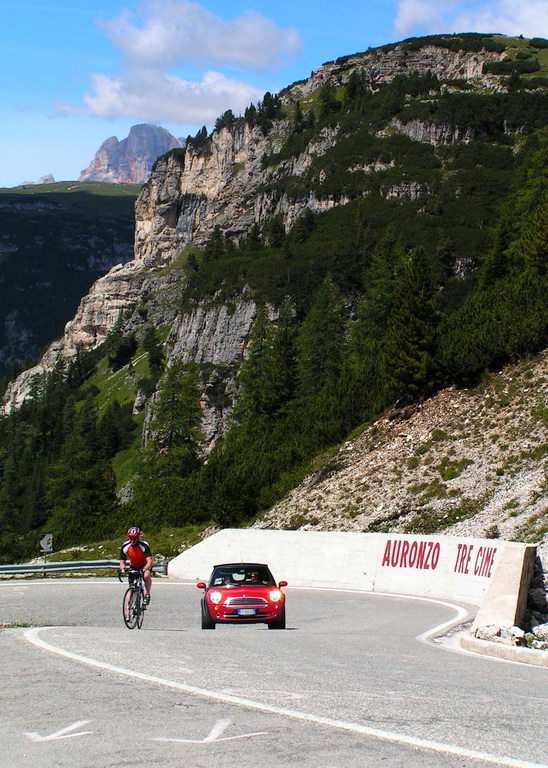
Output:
[
  {"xmin": 381, "ymin": 538, "xmax": 440, "ymax": 570},
  {"xmin": 454, "ymin": 543, "xmax": 497, "ymax": 578}
]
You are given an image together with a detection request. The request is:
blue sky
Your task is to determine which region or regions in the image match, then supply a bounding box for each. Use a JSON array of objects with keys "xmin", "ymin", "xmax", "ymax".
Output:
[{"xmin": 1, "ymin": 0, "xmax": 547, "ymax": 187}]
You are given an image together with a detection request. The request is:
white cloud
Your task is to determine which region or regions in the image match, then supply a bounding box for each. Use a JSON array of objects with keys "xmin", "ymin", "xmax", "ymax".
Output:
[
  {"xmin": 57, "ymin": 1, "xmax": 301, "ymax": 125},
  {"xmin": 99, "ymin": 0, "xmax": 302, "ymax": 71},
  {"xmin": 452, "ymin": 1, "xmax": 548, "ymax": 36},
  {"xmin": 56, "ymin": 68, "xmax": 265, "ymax": 123},
  {"xmin": 395, "ymin": 0, "xmax": 548, "ymax": 38},
  {"xmin": 394, "ymin": 0, "xmax": 458, "ymax": 37}
]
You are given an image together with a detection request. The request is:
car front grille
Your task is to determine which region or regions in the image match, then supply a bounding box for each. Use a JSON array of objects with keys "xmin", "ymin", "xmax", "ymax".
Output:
[{"xmin": 225, "ymin": 597, "xmax": 267, "ymax": 606}]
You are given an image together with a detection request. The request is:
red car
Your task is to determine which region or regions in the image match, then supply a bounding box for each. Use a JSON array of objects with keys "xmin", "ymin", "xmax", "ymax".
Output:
[{"xmin": 197, "ymin": 562, "xmax": 287, "ymax": 630}]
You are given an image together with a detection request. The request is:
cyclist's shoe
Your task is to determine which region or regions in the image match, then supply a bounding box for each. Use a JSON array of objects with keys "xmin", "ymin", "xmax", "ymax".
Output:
[{"xmin": 143, "ymin": 595, "xmax": 150, "ymax": 605}]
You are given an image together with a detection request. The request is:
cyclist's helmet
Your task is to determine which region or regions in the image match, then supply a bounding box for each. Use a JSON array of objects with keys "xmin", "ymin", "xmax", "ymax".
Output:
[{"xmin": 127, "ymin": 526, "xmax": 140, "ymax": 539}]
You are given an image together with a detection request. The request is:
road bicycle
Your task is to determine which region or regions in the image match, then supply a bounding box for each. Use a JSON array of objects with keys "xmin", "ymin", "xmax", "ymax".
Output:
[{"xmin": 119, "ymin": 567, "xmax": 148, "ymax": 629}]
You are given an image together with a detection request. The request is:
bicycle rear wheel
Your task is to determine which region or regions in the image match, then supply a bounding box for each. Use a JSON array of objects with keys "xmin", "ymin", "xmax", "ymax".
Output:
[{"xmin": 123, "ymin": 587, "xmax": 138, "ymax": 629}]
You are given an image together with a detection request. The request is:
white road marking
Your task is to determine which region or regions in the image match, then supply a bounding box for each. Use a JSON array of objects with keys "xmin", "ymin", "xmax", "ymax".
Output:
[
  {"xmin": 221, "ymin": 687, "xmax": 455, "ymax": 703},
  {"xmin": 221, "ymin": 688, "xmax": 304, "ymax": 700},
  {"xmin": 517, "ymin": 695, "xmax": 548, "ymax": 705},
  {"xmin": 152, "ymin": 717, "xmax": 268, "ymax": 743},
  {"xmin": 24, "ymin": 626, "xmax": 548, "ymax": 768},
  {"xmin": 24, "ymin": 720, "xmax": 93, "ymax": 742}
]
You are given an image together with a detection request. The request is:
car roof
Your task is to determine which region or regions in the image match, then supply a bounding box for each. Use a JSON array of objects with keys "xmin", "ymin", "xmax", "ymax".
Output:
[{"xmin": 213, "ymin": 562, "xmax": 269, "ymax": 569}]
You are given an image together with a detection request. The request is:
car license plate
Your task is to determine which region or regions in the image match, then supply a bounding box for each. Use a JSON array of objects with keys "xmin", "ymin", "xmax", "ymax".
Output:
[{"xmin": 238, "ymin": 608, "xmax": 256, "ymax": 616}]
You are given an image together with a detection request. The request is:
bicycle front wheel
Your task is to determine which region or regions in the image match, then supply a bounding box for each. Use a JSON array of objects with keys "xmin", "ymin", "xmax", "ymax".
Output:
[
  {"xmin": 136, "ymin": 591, "xmax": 144, "ymax": 629},
  {"xmin": 123, "ymin": 587, "xmax": 138, "ymax": 629}
]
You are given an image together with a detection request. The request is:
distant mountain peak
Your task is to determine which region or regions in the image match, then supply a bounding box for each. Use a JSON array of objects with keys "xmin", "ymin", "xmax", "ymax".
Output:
[
  {"xmin": 19, "ymin": 173, "xmax": 56, "ymax": 187},
  {"xmin": 79, "ymin": 124, "xmax": 184, "ymax": 185}
]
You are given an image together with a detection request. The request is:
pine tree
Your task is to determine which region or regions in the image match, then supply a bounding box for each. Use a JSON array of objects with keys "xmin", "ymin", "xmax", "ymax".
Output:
[
  {"xmin": 266, "ymin": 215, "xmax": 286, "ymax": 248},
  {"xmin": 292, "ymin": 208, "xmax": 315, "ymax": 243},
  {"xmin": 142, "ymin": 326, "xmax": 165, "ymax": 378},
  {"xmin": 297, "ymin": 278, "xmax": 346, "ymax": 398},
  {"xmin": 237, "ymin": 303, "xmax": 296, "ymax": 420},
  {"xmin": 268, "ymin": 300, "xmax": 297, "ymax": 413},
  {"xmin": 45, "ymin": 431, "xmax": 117, "ymax": 545},
  {"xmin": 354, "ymin": 199, "xmax": 373, "ymax": 264},
  {"xmin": 245, "ymin": 223, "xmax": 263, "ymax": 253},
  {"xmin": 480, "ymin": 213, "xmax": 516, "ymax": 287},
  {"xmin": 150, "ymin": 361, "xmax": 202, "ymax": 453},
  {"xmin": 520, "ymin": 201, "xmax": 548, "ymax": 274},
  {"xmin": 203, "ymin": 225, "xmax": 225, "ymax": 263},
  {"xmin": 292, "ymin": 100, "xmax": 304, "ymax": 132},
  {"xmin": 237, "ymin": 305, "xmax": 272, "ymax": 421},
  {"xmin": 318, "ymin": 83, "xmax": 340, "ymax": 120},
  {"xmin": 350, "ymin": 223, "xmax": 403, "ymax": 366},
  {"xmin": 343, "ymin": 227, "xmax": 403, "ymax": 426},
  {"xmin": 383, "ymin": 247, "xmax": 440, "ymax": 404}
]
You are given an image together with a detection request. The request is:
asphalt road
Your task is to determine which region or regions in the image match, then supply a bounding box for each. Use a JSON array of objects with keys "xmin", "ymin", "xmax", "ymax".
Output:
[{"xmin": 1, "ymin": 578, "xmax": 547, "ymax": 768}]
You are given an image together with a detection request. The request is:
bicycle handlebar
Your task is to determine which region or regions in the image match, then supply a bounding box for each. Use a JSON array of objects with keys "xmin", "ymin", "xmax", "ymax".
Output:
[{"xmin": 118, "ymin": 567, "xmax": 144, "ymax": 582}]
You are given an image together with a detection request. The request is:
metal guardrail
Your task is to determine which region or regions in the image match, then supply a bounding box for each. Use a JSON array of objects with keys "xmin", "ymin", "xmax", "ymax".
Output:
[{"xmin": 0, "ymin": 560, "xmax": 167, "ymax": 576}]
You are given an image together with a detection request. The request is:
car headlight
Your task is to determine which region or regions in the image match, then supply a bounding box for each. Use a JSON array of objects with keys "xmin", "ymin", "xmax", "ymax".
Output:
[
  {"xmin": 209, "ymin": 590, "xmax": 222, "ymax": 604},
  {"xmin": 269, "ymin": 589, "xmax": 283, "ymax": 602}
]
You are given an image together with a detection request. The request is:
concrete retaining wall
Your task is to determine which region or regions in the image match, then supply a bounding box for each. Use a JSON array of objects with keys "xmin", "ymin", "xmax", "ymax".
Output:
[
  {"xmin": 168, "ymin": 529, "xmax": 536, "ymax": 626},
  {"xmin": 472, "ymin": 541, "xmax": 537, "ymax": 628}
]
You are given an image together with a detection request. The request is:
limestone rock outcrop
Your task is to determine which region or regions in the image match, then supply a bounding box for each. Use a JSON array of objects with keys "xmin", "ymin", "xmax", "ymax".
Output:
[
  {"xmin": 167, "ymin": 301, "xmax": 256, "ymax": 365},
  {"xmin": 79, "ymin": 124, "xmax": 184, "ymax": 185},
  {"xmin": 19, "ymin": 174, "xmax": 56, "ymax": 186},
  {"xmin": 294, "ymin": 43, "xmax": 502, "ymax": 99},
  {"xmin": 63, "ymin": 261, "xmax": 148, "ymax": 353}
]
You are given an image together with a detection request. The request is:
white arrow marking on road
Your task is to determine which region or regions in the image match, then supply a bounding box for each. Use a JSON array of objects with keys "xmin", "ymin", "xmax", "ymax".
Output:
[
  {"xmin": 152, "ymin": 718, "xmax": 268, "ymax": 743},
  {"xmin": 24, "ymin": 720, "xmax": 94, "ymax": 742}
]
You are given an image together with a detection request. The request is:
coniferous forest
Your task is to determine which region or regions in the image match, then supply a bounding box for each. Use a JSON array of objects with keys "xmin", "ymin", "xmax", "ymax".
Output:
[{"xmin": 1, "ymin": 33, "xmax": 548, "ymax": 562}]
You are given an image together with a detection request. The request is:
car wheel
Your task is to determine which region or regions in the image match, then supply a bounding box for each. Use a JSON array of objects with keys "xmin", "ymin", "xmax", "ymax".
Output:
[
  {"xmin": 267, "ymin": 606, "xmax": 286, "ymax": 630},
  {"xmin": 201, "ymin": 604, "xmax": 216, "ymax": 629}
]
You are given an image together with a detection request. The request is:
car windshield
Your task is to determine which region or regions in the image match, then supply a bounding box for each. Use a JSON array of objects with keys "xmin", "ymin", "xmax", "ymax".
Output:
[{"xmin": 209, "ymin": 565, "xmax": 275, "ymax": 587}]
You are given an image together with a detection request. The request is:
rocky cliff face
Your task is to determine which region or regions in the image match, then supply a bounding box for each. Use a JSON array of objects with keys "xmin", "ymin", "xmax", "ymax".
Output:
[
  {"xmin": 165, "ymin": 300, "xmax": 259, "ymax": 451},
  {"xmin": 294, "ymin": 43, "xmax": 502, "ymax": 97},
  {"xmin": 0, "ymin": 40, "xmax": 515, "ymax": 425},
  {"xmin": 79, "ymin": 124, "xmax": 184, "ymax": 185},
  {"xmin": 133, "ymin": 43, "xmax": 505, "ymax": 263}
]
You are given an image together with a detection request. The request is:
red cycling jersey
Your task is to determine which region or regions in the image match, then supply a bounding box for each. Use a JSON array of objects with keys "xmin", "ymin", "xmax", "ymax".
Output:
[{"xmin": 120, "ymin": 539, "xmax": 151, "ymax": 569}]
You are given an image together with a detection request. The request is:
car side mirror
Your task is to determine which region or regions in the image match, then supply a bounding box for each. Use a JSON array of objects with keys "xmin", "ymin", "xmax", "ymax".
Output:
[
  {"xmin": 196, "ymin": 582, "xmax": 206, "ymax": 589},
  {"xmin": 278, "ymin": 580, "xmax": 288, "ymax": 587}
]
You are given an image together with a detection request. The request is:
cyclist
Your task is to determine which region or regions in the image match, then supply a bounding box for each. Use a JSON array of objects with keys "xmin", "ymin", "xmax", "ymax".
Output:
[{"xmin": 119, "ymin": 527, "xmax": 153, "ymax": 604}]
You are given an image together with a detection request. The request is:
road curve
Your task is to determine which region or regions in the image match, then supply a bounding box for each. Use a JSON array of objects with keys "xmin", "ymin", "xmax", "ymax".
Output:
[{"xmin": 1, "ymin": 578, "xmax": 547, "ymax": 768}]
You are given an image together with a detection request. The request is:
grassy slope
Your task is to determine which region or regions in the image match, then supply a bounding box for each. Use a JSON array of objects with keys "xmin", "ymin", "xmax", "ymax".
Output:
[{"xmin": 0, "ymin": 181, "xmax": 141, "ymax": 196}]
